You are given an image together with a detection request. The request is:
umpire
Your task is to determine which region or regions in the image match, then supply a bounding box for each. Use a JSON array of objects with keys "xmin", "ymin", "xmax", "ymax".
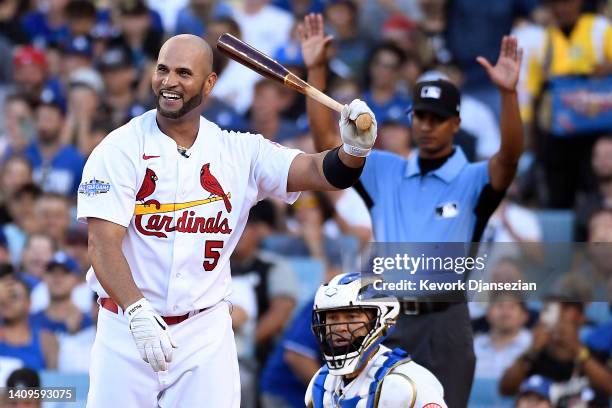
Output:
[{"xmin": 299, "ymin": 14, "xmax": 524, "ymax": 407}]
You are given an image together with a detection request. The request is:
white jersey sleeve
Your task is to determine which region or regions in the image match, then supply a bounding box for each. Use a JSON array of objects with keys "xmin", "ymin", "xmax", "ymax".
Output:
[
  {"xmin": 252, "ymin": 135, "xmax": 302, "ymax": 204},
  {"xmin": 77, "ymin": 141, "xmax": 138, "ymax": 227},
  {"xmin": 377, "ymin": 362, "xmax": 447, "ymax": 408}
]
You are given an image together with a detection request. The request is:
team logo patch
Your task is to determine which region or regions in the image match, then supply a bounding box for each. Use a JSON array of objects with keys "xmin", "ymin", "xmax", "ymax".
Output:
[
  {"xmin": 435, "ymin": 202, "xmax": 459, "ymax": 218},
  {"xmin": 78, "ymin": 178, "xmax": 111, "ymax": 196},
  {"xmin": 421, "ymin": 85, "xmax": 441, "ymax": 99}
]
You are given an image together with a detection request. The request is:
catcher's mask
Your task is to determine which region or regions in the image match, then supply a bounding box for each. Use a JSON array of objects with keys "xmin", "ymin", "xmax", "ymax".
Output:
[{"xmin": 311, "ymin": 273, "xmax": 399, "ymax": 376}]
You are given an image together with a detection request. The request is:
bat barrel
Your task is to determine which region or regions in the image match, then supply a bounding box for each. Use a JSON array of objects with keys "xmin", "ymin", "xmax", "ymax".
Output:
[{"xmin": 216, "ymin": 33, "xmax": 290, "ymax": 82}]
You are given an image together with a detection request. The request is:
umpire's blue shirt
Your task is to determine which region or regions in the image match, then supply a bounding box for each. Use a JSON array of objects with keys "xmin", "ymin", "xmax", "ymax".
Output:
[{"xmin": 358, "ymin": 146, "xmax": 499, "ymax": 242}]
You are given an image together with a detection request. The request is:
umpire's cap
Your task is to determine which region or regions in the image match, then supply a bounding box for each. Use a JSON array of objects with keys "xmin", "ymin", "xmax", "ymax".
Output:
[{"xmin": 411, "ymin": 79, "xmax": 461, "ymax": 119}]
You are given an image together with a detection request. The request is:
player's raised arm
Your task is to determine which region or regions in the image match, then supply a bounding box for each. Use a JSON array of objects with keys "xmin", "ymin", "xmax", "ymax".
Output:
[
  {"xmin": 298, "ymin": 13, "xmax": 342, "ymax": 152},
  {"xmin": 478, "ymin": 36, "xmax": 524, "ymax": 191},
  {"xmin": 287, "ymin": 99, "xmax": 377, "ymax": 192}
]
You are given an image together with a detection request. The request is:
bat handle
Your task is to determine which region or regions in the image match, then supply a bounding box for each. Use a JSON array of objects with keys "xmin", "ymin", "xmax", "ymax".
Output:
[
  {"xmin": 355, "ymin": 114, "xmax": 372, "ymax": 132},
  {"xmin": 302, "ymin": 84, "xmax": 373, "ymax": 131}
]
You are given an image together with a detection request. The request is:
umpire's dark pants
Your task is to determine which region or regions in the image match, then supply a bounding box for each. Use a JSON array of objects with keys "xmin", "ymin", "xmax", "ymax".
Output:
[{"xmin": 384, "ymin": 302, "xmax": 475, "ymax": 408}]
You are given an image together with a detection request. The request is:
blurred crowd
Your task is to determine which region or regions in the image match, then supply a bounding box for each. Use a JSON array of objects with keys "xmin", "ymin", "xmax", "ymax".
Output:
[{"xmin": 0, "ymin": 0, "xmax": 610, "ymax": 407}]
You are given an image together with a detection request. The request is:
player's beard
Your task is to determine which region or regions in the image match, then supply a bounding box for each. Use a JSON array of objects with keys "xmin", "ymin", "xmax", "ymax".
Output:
[{"xmin": 156, "ymin": 91, "xmax": 203, "ymax": 120}]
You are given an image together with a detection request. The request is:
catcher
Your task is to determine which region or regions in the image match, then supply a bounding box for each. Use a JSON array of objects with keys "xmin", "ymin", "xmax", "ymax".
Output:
[{"xmin": 306, "ymin": 273, "xmax": 447, "ymax": 408}]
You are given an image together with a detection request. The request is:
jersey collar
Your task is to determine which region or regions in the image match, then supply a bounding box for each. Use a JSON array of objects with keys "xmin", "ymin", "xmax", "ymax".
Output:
[{"xmin": 404, "ymin": 146, "xmax": 468, "ymax": 184}]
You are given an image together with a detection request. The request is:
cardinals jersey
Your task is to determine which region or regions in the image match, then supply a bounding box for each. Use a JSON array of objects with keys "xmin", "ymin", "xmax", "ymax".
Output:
[
  {"xmin": 77, "ymin": 110, "xmax": 302, "ymax": 315},
  {"xmin": 305, "ymin": 346, "xmax": 447, "ymax": 408}
]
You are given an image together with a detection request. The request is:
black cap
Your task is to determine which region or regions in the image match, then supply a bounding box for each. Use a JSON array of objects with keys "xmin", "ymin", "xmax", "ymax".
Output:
[
  {"xmin": 411, "ymin": 80, "xmax": 461, "ymax": 119},
  {"xmin": 98, "ymin": 47, "xmax": 132, "ymax": 71}
]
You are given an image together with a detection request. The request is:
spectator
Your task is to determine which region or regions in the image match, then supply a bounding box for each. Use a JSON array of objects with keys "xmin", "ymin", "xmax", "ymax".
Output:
[
  {"xmin": 322, "ymin": 189, "xmax": 372, "ymax": 250},
  {"xmin": 4, "ymin": 367, "xmax": 42, "ymax": 407},
  {"xmin": 175, "ymin": 0, "xmax": 234, "ymax": 37},
  {"xmin": 500, "ymin": 301, "xmax": 612, "ymax": 404},
  {"xmin": 323, "ymin": 0, "xmax": 370, "ymax": 78},
  {"xmin": 11, "ymin": 46, "xmax": 64, "ymax": 108},
  {"xmin": 17, "ymin": 233, "xmax": 56, "ymax": 290},
  {"xmin": 210, "ymin": 17, "xmax": 263, "ymax": 114},
  {"xmin": 376, "ymin": 119, "xmax": 412, "ymax": 157},
  {"xmin": 0, "ymin": 94, "xmax": 35, "ymax": 157},
  {"xmin": 109, "ymin": 0, "xmax": 163, "ymax": 73},
  {"xmin": 531, "ymin": 0, "xmax": 612, "ymax": 208},
  {"xmin": 63, "ymin": 226, "xmax": 90, "ymax": 272},
  {"xmin": 575, "ymin": 135, "xmax": 612, "ymax": 241},
  {"xmin": 33, "ymin": 193, "xmax": 71, "ymax": 249},
  {"xmin": 97, "ymin": 46, "xmax": 146, "ymax": 129},
  {"xmin": 362, "ymin": 42, "xmax": 412, "ymax": 125},
  {"xmin": 358, "ymin": 0, "xmax": 423, "ymax": 41},
  {"xmin": 0, "ymin": 0, "xmax": 29, "ymax": 46},
  {"xmin": 482, "ymin": 182, "xmax": 544, "ymax": 264},
  {"xmin": 474, "ymin": 292, "xmax": 532, "ymax": 381},
  {"xmin": 249, "ymin": 79, "xmax": 301, "ymax": 143},
  {"xmin": 446, "ymin": 0, "xmax": 540, "ymax": 118},
  {"xmin": 21, "ymin": 0, "xmax": 71, "ymax": 47},
  {"xmin": 415, "ymin": 0, "xmax": 452, "ymax": 66},
  {"xmin": 0, "ymin": 277, "xmax": 58, "ymax": 370},
  {"xmin": 228, "ymin": 275, "xmax": 258, "ymax": 408},
  {"xmin": 57, "ymin": 293, "xmax": 98, "ymax": 373},
  {"xmin": 63, "ymin": 68, "xmax": 105, "ymax": 155},
  {"xmin": 259, "ymin": 300, "xmax": 321, "ymax": 408},
  {"xmin": 0, "ymin": 235, "xmax": 10, "ymax": 265},
  {"xmin": 234, "ymin": 0, "xmax": 294, "ymax": 56},
  {"xmin": 0, "ymin": 156, "xmax": 33, "ymax": 224},
  {"xmin": 3, "ymin": 184, "xmax": 43, "ymax": 265},
  {"xmin": 19, "ymin": 100, "xmax": 85, "ymax": 197},
  {"xmin": 58, "ymin": 35, "xmax": 95, "ymax": 80},
  {"xmin": 230, "ymin": 200, "xmax": 298, "ymax": 367},
  {"xmin": 30, "ymin": 251, "xmax": 92, "ymax": 334},
  {"xmin": 64, "ymin": 0, "xmax": 98, "ymax": 38},
  {"xmin": 515, "ymin": 375, "xmax": 554, "ymax": 408}
]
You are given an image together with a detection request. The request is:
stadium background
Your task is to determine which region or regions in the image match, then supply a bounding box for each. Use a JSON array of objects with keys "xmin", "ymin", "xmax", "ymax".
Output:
[{"xmin": 0, "ymin": 0, "xmax": 610, "ymax": 407}]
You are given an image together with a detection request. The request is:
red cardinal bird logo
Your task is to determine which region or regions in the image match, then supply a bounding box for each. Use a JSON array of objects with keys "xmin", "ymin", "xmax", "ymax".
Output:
[
  {"xmin": 136, "ymin": 168, "xmax": 159, "ymax": 207},
  {"xmin": 200, "ymin": 163, "xmax": 232, "ymax": 213}
]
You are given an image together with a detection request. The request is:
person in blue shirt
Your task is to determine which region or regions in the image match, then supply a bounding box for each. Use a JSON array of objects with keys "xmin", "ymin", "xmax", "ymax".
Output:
[
  {"xmin": 0, "ymin": 277, "xmax": 57, "ymax": 370},
  {"xmin": 362, "ymin": 42, "xmax": 412, "ymax": 126},
  {"xmin": 8, "ymin": 98, "xmax": 85, "ymax": 198},
  {"xmin": 260, "ymin": 299, "xmax": 322, "ymax": 408},
  {"xmin": 300, "ymin": 13, "xmax": 524, "ymax": 407},
  {"xmin": 30, "ymin": 252, "xmax": 92, "ymax": 335}
]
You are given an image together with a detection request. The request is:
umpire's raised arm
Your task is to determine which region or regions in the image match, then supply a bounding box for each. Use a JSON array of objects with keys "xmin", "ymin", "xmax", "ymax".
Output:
[
  {"xmin": 477, "ymin": 36, "xmax": 525, "ymax": 191},
  {"xmin": 286, "ymin": 99, "xmax": 377, "ymax": 192}
]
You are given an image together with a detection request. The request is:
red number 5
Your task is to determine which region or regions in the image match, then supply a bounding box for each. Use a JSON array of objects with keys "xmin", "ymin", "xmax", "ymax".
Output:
[{"xmin": 203, "ymin": 240, "xmax": 224, "ymax": 271}]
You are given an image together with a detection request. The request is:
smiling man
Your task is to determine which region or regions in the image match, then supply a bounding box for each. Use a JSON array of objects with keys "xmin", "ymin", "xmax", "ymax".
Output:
[{"xmin": 77, "ymin": 34, "xmax": 378, "ymax": 407}]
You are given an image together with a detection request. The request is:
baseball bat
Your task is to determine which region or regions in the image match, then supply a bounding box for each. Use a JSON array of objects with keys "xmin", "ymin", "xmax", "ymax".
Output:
[{"xmin": 216, "ymin": 33, "xmax": 372, "ymax": 132}]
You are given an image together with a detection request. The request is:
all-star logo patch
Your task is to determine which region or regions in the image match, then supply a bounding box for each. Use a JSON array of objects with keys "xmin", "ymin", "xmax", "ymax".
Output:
[{"xmin": 78, "ymin": 178, "xmax": 111, "ymax": 197}]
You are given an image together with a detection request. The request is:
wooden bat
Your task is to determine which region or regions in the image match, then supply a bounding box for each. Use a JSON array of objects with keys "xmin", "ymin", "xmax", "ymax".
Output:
[{"xmin": 216, "ymin": 33, "xmax": 372, "ymax": 132}]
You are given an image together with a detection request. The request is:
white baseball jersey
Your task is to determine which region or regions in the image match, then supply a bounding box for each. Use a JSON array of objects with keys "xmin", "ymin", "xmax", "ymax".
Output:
[
  {"xmin": 77, "ymin": 109, "xmax": 302, "ymax": 316},
  {"xmin": 305, "ymin": 345, "xmax": 447, "ymax": 408}
]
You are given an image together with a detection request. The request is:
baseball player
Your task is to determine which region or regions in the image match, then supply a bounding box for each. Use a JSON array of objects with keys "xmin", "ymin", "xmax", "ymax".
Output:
[
  {"xmin": 77, "ymin": 34, "xmax": 377, "ymax": 408},
  {"xmin": 306, "ymin": 272, "xmax": 447, "ymax": 408}
]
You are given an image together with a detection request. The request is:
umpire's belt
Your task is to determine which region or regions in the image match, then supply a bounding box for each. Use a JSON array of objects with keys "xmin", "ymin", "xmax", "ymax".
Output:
[
  {"xmin": 400, "ymin": 300, "xmax": 454, "ymax": 315},
  {"xmin": 100, "ymin": 298, "xmax": 209, "ymax": 325}
]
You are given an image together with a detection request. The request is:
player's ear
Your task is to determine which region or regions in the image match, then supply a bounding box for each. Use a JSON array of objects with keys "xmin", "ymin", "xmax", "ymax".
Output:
[
  {"xmin": 203, "ymin": 72, "xmax": 217, "ymax": 96},
  {"xmin": 451, "ymin": 116, "xmax": 461, "ymax": 133}
]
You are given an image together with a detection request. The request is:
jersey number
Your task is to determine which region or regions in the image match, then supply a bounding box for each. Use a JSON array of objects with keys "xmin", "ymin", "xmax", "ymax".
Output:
[{"xmin": 203, "ymin": 240, "xmax": 224, "ymax": 271}]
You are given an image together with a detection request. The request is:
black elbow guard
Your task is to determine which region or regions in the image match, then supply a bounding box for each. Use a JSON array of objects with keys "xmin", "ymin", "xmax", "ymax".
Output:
[{"xmin": 322, "ymin": 147, "xmax": 364, "ymax": 189}]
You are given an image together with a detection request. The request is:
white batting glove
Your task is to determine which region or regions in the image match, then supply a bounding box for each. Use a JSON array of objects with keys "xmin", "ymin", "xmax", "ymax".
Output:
[
  {"xmin": 339, "ymin": 99, "xmax": 377, "ymax": 157},
  {"xmin": 126, "ymin": 298, "xmax": 177, "ymax": 372}
]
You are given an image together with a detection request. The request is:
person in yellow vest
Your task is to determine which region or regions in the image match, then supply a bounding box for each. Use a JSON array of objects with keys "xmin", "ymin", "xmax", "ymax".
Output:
[{"xmin": 524, "ymin": 0, "xmax": 612, "ymax": 208}]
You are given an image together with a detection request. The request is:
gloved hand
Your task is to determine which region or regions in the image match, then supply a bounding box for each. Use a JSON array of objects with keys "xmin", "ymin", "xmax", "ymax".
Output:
[
  {"xmin": 339, "ymin": 99, "xmax": 377, "ymax": 157},
  {"xmin": 126, "ymin": 298, "xmax": 177, "ymax": 372}
]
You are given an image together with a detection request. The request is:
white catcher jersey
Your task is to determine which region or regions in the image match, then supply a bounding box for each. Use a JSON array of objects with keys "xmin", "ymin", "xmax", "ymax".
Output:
[
  {"xmin": 77, "ymin": 110, "xmax": 302, "ymax": 316},
  {"xmin": 305, "ymin": 345, "xmax": 447, "ymax": 408}
]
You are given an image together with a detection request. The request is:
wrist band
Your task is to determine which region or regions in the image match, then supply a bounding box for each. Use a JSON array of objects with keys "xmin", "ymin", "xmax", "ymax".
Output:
[
  {"xmin": 323, "ymin": 147, "xmax": 364, "ymax": 189},
  {"xmin": 342, "ymin": 143, "xmax": 371, "ymax": 157}
]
